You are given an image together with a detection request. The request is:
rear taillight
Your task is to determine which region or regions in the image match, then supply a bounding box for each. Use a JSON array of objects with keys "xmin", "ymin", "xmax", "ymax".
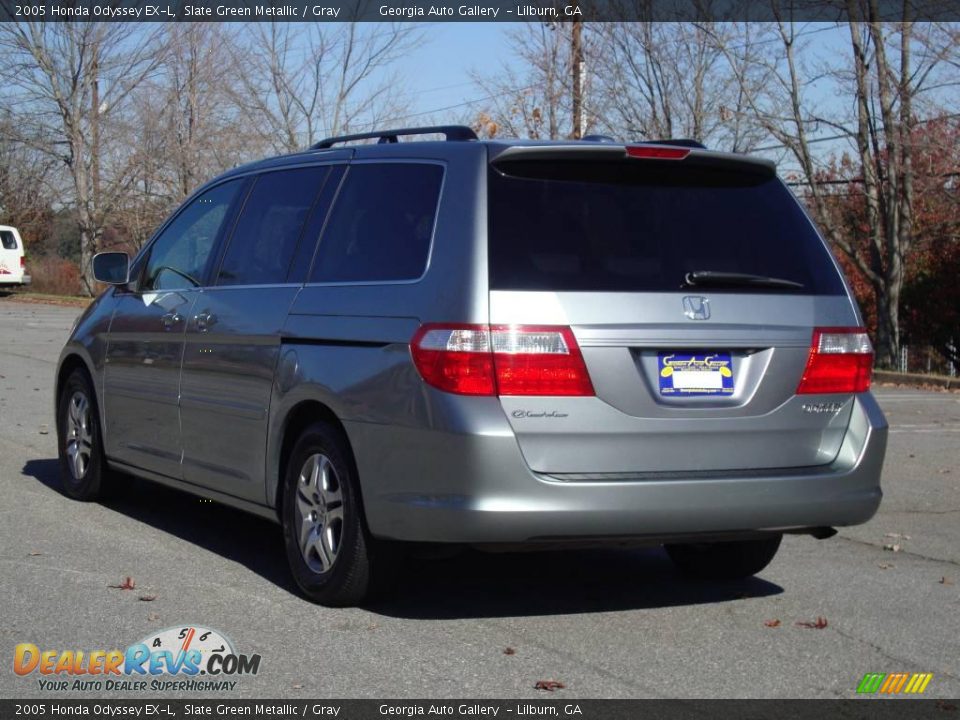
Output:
[
  {"xmin": 20, "ymin": 256, "xmax": 26, "ymax": 268},
  {"xmin": 796, "ymin": 327, "xmax": 873, "ymax": 394},
  {"xmin": 410, "ymin": 324, "xmax": 595, "ymax": 397},
  {"xmin": 626, "ymin": 145, "xmax": 690, "ymax": 160}
]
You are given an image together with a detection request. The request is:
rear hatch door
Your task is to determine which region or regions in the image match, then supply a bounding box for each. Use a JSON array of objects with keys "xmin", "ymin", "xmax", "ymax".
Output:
[{"xmin": 487, "ymin": 144, "xmax": 861, "ymax": 476}]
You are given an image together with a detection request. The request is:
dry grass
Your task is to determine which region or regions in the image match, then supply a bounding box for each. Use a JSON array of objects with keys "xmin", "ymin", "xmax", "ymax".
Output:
[{"xmin": 27, "ymin": 256, "xmax": 82, "ymax": 296}]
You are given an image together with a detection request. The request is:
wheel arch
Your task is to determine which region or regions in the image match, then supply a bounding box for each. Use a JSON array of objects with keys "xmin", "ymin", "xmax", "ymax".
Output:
[
  {"xmin": 55, "ymin": 353, "xmax": 101, "ymax": 434},
  {"xmin": 273, "ymin": 400, "xmax": 359, "ymax": 522}
]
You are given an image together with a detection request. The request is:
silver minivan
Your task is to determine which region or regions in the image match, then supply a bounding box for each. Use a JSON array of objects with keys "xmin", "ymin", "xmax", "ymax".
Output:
[{"xmin": 56, "ymin": 127, "xmax": 887, "ymax": 605}]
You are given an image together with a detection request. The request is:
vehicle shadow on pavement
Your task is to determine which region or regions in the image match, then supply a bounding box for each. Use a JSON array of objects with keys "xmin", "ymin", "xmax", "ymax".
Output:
[
  {"xmin": 370, "ymin": 547, "xmax": 782, "ymax": 619},
  {"xmin": 24, "ymin": 458, "xmax": 783, "ymax": 618},
  {"xmin": 22, "ymin": 458, "xmax": 297, "ymax": 594}
]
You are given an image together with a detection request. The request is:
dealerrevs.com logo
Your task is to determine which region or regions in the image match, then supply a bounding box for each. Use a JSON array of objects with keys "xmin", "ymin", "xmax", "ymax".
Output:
[{"xmin": 14, "ymin": 625, "xmax": 261, "ymax": 693}]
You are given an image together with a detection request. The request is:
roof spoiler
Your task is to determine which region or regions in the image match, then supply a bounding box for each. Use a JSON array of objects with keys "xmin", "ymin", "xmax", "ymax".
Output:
[{"xmin": 490, "ymin": 144, "xmax": 775, "ymax": 177}]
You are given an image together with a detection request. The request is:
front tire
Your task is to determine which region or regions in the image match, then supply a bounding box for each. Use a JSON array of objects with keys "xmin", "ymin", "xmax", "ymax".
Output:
[
  {"xmin": 281, "ymin": 422, "xmax": 394, "ymax": 606},
  {"xmin": 57, "ymin": 368, "xmax": 109, "ymax": 501},
  {"xmin": 665, "ymin": 535, "xmax": 782, "ymax": 580}
]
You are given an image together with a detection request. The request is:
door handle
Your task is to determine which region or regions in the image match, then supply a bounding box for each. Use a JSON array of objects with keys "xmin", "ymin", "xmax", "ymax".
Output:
[
  {"xmin": 160, "ymin": 312, "xmax": 182, "ymax": 329},
  {"xmin": 195, "ymin": 311, "xmax": 217, "ymax": 332}
]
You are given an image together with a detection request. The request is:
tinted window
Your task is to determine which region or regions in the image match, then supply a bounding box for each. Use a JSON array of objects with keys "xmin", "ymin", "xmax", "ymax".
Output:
[
  {"xmin": 488, "ymin": 161, "xmax": 845, "ymax": 295},
  {"xmin": 287, "ymin": 165, "xmax": 346, "ymax": 284},
  {"xmin": 144, "ymin": 180, "xmax": 242, "ymax": 291},
  {"xmin": 310, "ymin": 163, "xmax": 443, "ymax": 283},
  {"xmin": 1, "ymin": 231, "xmax": 17, "ymax": 250},
  {"xmin": 217, "ymin": 167, "xmax": 329, "ymax": 286}
]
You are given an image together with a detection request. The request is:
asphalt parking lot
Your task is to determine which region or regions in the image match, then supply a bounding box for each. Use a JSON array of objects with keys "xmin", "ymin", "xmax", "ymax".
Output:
[{"xmin": 1, "ymin": 298, "xmax": 958, "ymax": 700}]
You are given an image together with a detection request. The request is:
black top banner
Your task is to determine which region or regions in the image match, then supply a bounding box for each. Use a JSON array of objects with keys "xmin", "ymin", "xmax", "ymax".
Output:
[{"xmin": 1, "ymin": 0, "xmax": 959, "ymax": 22}]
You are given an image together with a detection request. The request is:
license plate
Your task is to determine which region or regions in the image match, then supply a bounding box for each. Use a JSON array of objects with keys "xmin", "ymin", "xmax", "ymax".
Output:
[{"xmin": 658, "ymin": 352, "xmax": 734, "ymax": 396}]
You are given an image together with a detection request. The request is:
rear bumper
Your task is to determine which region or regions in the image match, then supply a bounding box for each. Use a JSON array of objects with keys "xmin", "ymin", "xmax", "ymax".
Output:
[
  {"xmin": 0, "ymin": 274, "xmax": 28, "ymax": 286},
  {"xmin": 348, "ymin": 393, "xmax": 887, "ymax": 543}
]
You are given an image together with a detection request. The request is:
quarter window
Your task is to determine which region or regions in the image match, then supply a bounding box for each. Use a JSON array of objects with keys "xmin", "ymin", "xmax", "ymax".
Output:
[
  {"xmin": 217, "ymin": 167, "xmax": 330, "ymax": 286},
  {"xmin": 143, "ymin": 180, "xmax": 242, "ymax": 291},
  {"xmin": 310, "ymin": 163, "xmax": 443, "ymax": 283},
  {"xmin": 1, "ymin": 231, "xmax": 17, "ymax": 250}
]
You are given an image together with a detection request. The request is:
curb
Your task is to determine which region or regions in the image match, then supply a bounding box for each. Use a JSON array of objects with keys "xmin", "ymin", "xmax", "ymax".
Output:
[
  {"xmin": 0, "ymin": 293, "xmax": 91, "ymax": 308},
  {"xmin": 874, "ymin": 370, "xmax": 960, "ymax": 390}
]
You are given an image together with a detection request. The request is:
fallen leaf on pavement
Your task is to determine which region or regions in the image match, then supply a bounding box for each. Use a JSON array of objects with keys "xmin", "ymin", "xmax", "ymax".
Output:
[
  {"xmin": 138, "ymin": 595, "xmax": 157, "ymax": 602},
  {"xmin": 795, "ymin": 617, "xmax": 828, "ymax": 629},
  {"xmin": 291, "ymin": 684, "xmax": 303, "ymax": 690},
  {"xmin": 28, "ymin": 551, "xmax": 43, "ymax": 557},
  {"xmin": 940, "ymin": 577, "xmax": 954, "ymax": 586},
  {"xmin": 534, "ymin": 680, "xmax": 565, "ymax": 692},
  {"xmin": 108, "ymin": 577, "xmax": 136, "ymax": 590},
  {"xmin": 878, "ymin": 563, "xmax": 894, "ymax": 569},
  {"xmin": 147, "ymin": 613, "xmax": 160, "ymax": 622},
  {"xmin": 504, "ymin": 647, "xmax": 517, "ymax": 655},
  {"xmin": 883, "ymin": 543, "xmax": 902, "ymax": 552},
  {"xmin": 764, "ymin": 619, "xmax": 781, "ymax": 627}
]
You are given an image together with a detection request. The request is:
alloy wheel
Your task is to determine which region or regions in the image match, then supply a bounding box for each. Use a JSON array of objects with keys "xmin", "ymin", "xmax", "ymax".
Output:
[{"xmin": 294, "ymin": 453, "xmax": 344, "ymax": 574}]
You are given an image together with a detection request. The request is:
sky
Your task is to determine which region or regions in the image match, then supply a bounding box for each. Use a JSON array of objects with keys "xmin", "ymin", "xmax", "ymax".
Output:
[
  {"xmin": 379, "ymin": 22, "xmax": 857, "ymax": 169},
  {"xmin": 256, "ymin": 21, "xmax": 955, "ymax": 172},
  {"xmin": 364, "ymin": 23, "xmax": 524, "ymax": 128}
]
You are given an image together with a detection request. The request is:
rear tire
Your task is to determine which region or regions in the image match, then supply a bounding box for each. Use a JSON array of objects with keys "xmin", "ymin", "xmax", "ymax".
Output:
[
  {"xmin": 281, "ymin": 422, "xmax": 396, "ymax": 606},
  {"xmin": 665, "ymin": 535, "xmax": 782, "ymax": 580},
  {"xmin": 57, "ymin": 368, "xmax": 110, "ymax": 501}
]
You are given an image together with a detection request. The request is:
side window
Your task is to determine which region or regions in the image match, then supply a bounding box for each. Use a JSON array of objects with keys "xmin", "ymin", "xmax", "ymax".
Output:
[
  {"xmin": 1, "ymin": 230, "xmax": 18, "ymax": 250},
  {"xmin": 310, "ymin": 163, "xmax": 443, "ymax": 283},
  {"xmin": 217, "ymin": 166, "xmax": 329, "ymax": 286},
  {"xmin": 143, "ymin": 180, "xmax": 242, "ymax": 291}
]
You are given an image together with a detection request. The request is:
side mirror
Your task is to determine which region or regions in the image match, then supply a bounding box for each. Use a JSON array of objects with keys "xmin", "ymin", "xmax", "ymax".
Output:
[{"xmin": 93, "ymin": 252, "xmax": 130, "ymax": 285}]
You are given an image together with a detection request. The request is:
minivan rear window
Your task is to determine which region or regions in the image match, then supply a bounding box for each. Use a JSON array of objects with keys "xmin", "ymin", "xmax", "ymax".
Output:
[
  {"xmin": 488, "ymin": 160, "xmax": 846, "ymax": 295},
  {"xmin": 1, "ymin": 231, "xmax": 17, "ymax": 250}
]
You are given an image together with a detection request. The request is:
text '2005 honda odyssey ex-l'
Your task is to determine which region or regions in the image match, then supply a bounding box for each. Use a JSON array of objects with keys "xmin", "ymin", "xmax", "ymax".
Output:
[{"xmin": 57, "ymin": 126, "xmax": 887, "ymax": 606}]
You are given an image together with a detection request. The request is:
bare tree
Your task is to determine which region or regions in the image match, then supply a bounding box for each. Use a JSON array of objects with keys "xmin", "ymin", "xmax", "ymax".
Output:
[
  {"xmin": 229, "ymin": 23, "xmax": 421, "ymax": 154},
  {"xmin": 0, "ymin": 109, "xmax": 58, "ymax": 250},
  {"xmin": 710, "ymin": 15, "xmax": 960, "ymax": 366},
  {"xmin": 161, "ymin": 23, "xmax": 251, "ymax": 199},
  {"xmin": 471, "ymin": 22, "xmax": 601, "ymax": 140},
  {"xmin": 0, "ymin": 23, "xmax": 164, "ymax": 293},
  {"xmin": 593, "ymin": 21, "xmax": 765, "ymax": 150}
]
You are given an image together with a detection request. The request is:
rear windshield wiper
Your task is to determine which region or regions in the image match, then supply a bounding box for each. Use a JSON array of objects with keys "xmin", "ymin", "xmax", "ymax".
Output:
[{"xmin": 683, "ymin": 271, "xmax": 804, "ymax": 290}]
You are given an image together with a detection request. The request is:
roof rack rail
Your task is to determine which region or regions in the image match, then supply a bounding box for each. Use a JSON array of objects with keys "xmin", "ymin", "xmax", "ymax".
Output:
[
  {"xmin": 312, "ymin": 125, "xmax": 478, "ymax": 149},
  {"xmin": 641, "ymin": 139, "xmax": 707, "ymax": 149}
]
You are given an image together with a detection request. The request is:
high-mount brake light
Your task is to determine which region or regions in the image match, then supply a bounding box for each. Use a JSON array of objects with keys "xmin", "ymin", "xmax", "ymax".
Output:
[
  {"xmin": 626, "ymin": 146, "xmax": 690, "ymax": 160},
  {"xmin": 410, "ymin": 324, "xmax": 595, "ymax": 397},
  {"xmin": 796, "ymin": 327, "xmax": 873, "ymax": 394}
]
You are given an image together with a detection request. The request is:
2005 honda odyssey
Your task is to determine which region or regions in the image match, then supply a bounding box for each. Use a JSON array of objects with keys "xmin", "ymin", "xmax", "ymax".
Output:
[{"xmin": 56, "ymin": 126, "xmax": 887, "ymax": 605}]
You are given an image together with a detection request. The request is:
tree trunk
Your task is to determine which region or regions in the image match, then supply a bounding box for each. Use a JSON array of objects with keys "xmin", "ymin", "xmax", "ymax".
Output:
[
  {"xmin": 873, "ymin": 283, "xmax": 901, "ymax": 369},
  {"xmin": 78, "ymin": 225, "xmax": 97, "ymax": 296}
]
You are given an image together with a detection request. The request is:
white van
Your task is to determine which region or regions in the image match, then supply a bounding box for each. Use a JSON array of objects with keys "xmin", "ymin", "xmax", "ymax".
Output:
[{"xmin": 0, "ymin": 225, "xmax": 30, "ymax": 287}]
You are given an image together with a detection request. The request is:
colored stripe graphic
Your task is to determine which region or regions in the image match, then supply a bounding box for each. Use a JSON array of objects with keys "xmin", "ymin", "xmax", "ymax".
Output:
[
  {"xmin": 880, "ymin": 673, "xmax": 902, "ymax": 693},
  {"xmin": 915, "ymin": 674, "xmax": 933, "ymax": 694},
  {"xmin": 857, "ymin": 673, "xmax": 885, "ymax": 693},
  {"xmin": 857, "ymin": 672, "xmax": 933, "ymax": 694}
]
